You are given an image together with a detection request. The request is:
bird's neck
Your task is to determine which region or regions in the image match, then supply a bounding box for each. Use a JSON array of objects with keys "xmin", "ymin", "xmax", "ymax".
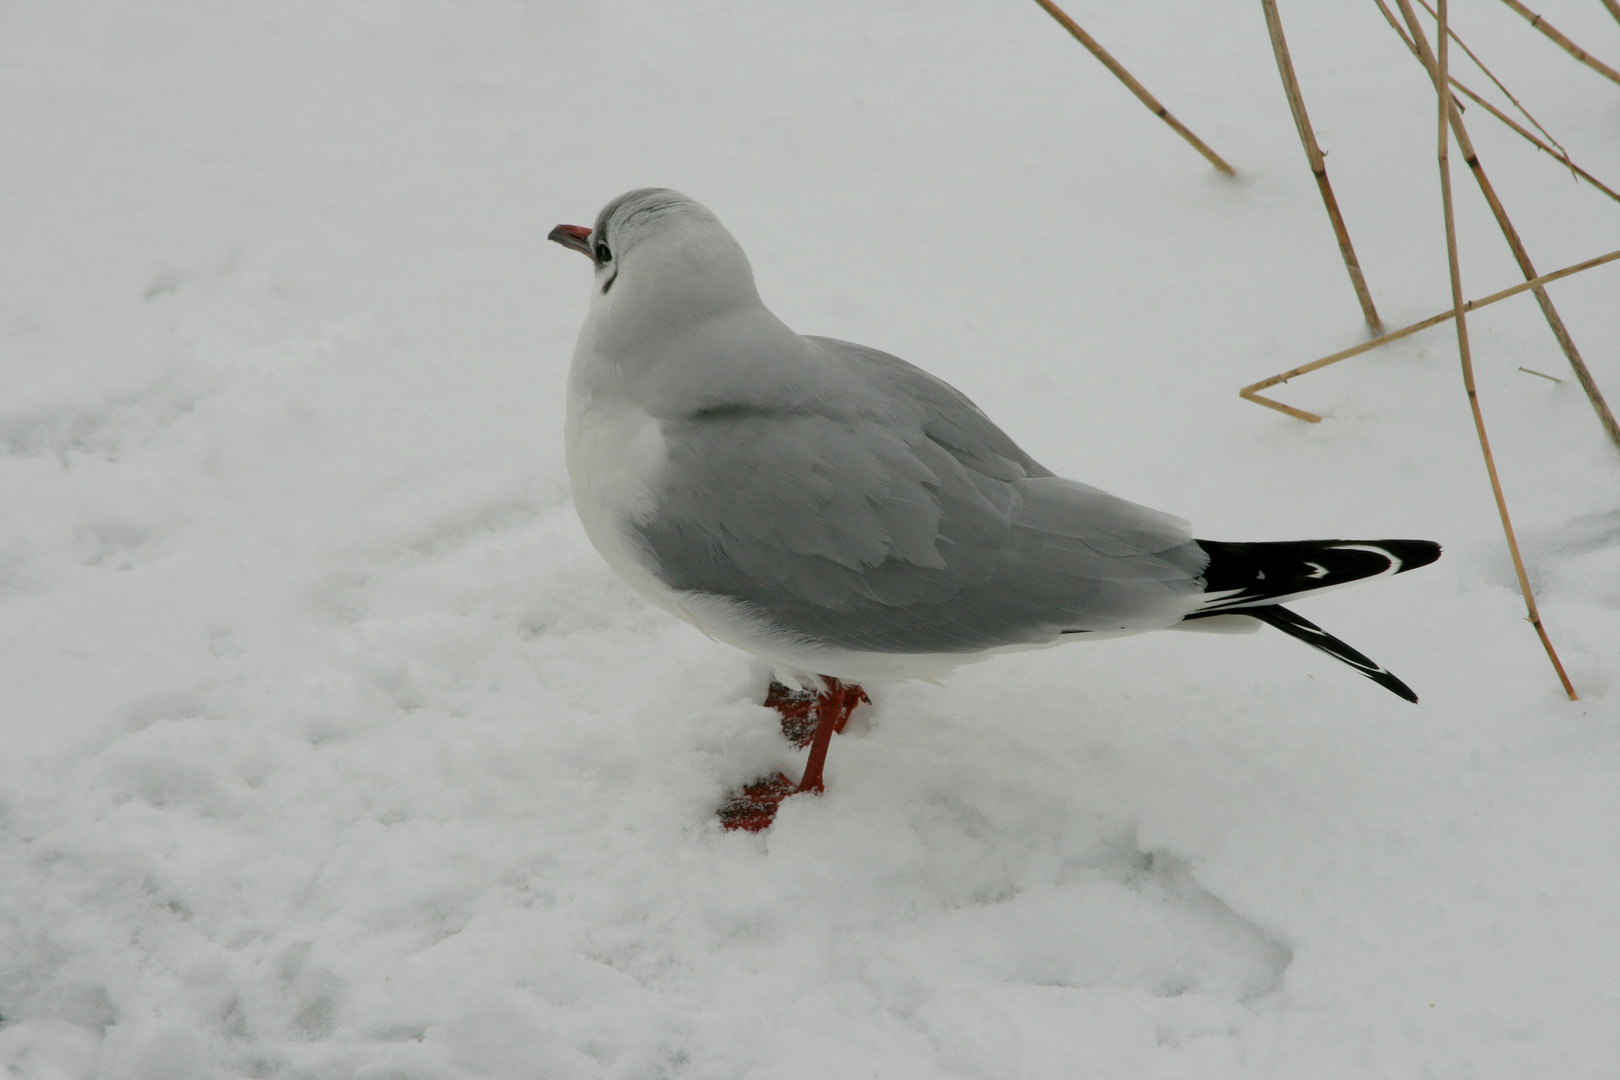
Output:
[
  {"xmin": 576, "ymin": 234, "xmax": 819, "ymax": 417},
  {"xmin": 576, "ymin": 301, "xmax": 816, "ymax": 417}
]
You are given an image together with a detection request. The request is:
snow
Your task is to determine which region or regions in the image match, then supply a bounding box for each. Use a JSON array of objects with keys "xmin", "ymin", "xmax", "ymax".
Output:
[{"xmin": 2, "ymin": 0, "xmax": 1618, "ymax": 1076}]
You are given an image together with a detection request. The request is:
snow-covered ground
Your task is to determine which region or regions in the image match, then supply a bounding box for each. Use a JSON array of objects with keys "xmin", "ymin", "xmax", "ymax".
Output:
[{"xmin": 3, "ymin": 1, "xmax": 1618, "ymax": 1076}]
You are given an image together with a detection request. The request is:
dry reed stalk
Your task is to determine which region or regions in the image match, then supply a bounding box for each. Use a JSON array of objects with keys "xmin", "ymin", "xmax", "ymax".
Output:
[
  {"xmin": 1029, "ymin": 0, "xmax": 1237, "ymax": 175},
  {"xmin": 1396, "ymin": 0, "xmax": 1620, "ymax": 450},
  {"xmin": 1262, "ymin": 0, "xmax": 1383, "ymax": 331},
  {"xmin": 1496, "ymin": 0, "xmax": 1620, "ymax": 85},
  {"xmin": 1372, "ymin": 0, "xmax": 1620, "ymax": 202},
  {"xmin": 1417, "ymin": 0, "xmax": 1567, "ymax": 158},
  {"xmin": 1448, "ymin": 81, "xmax": 1620, "ymax": 202},
  {"xmin": 1604, "ymin": 0, "xmax": 1620, "ymax": 28},
  {"xmin": 1238, "ymin": 245, "xmax": 1620, "ymax": 419},
  {"xmin": 1436, "ymin": 0, "xmax": 1578, "ymax": 700}
]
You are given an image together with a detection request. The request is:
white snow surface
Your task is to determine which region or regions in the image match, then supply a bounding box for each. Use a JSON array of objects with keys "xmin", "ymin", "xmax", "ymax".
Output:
[{"xmin": 3, "ymin": 2, "xmax": 1619, "ymax": 1076}]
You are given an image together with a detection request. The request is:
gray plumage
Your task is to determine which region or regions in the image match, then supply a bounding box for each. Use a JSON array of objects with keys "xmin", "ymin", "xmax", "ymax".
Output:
[{"xmin": 633, "ymin": 334, "xmax": 1207, "ymax": 654}]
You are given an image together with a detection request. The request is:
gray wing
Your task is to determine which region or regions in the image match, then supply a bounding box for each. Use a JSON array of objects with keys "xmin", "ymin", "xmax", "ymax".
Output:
[{"xmin": 635, "ymin": 337, "xmax": 1208, "ymax": 653}]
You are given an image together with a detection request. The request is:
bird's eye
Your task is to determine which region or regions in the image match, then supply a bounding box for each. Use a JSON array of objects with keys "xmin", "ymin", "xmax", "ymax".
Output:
[{"xmin": 595, "ymin": 244, "xmax": 612, "ymax": 263}]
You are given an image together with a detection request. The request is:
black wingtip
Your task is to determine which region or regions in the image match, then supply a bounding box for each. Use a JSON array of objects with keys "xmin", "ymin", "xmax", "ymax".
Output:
[
  {"xmin": 1194, "ymin": 538, "xmax": 1441, "ymax": 613},
  {"xmin": 1382, "ymin": 539, "xmax": 1442, "ymax": 575},
  {"xmin": 1374, "ymin": 669, "xmax": 1419, "ymax": 704},
  {"xmin": 1249, "ymin": 604, "xmax": 1420, "ymax": 703}
]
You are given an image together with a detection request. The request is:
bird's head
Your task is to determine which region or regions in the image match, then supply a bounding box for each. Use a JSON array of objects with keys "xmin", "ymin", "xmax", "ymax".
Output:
[{"xmin": 549, "ymin": 189, "xmax": 763, "ymax": 338}]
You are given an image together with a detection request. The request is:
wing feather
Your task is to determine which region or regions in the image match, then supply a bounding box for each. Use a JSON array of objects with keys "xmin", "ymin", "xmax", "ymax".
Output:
[{"xmin": 634, "ymin": 337, "xmax": 1207, "ymax": 653}]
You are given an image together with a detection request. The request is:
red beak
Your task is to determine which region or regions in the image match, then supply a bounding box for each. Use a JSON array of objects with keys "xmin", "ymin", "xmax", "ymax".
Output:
[{"xmin": 548, "ymin": 223, "xmax": 593, "ymax": 258}]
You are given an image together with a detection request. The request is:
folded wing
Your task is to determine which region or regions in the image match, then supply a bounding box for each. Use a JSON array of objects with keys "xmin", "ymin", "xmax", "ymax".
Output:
[{"xmin": 633, "ymin": 337, "xmax": 1208, "ymax": 654}]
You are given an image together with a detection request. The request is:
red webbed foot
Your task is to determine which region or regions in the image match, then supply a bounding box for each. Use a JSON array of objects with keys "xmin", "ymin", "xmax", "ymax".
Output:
[
  {"xmin": 716, "ymin": 772, "xmax": 797, "ymax": 832},
  {"xmin": 719, "ymin": 677, "xmax": 870, "ymax": 832},
  {"xmin": 763, "ymin": 680, "xmax": 819, "ymax": 747}
]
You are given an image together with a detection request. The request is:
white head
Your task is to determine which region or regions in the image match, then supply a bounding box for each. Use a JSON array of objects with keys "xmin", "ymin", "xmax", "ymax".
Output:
[
  {"xmin": 549, "ymin": 189, "xmax": 766, "ymax": 351},
  {"xmin": 552, "ymin": 190, "xmax": 824, "ymax": 414}
]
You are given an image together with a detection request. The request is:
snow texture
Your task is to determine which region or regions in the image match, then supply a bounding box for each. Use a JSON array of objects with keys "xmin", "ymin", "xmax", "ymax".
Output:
[{"xmin": 2, "ymin": 1, "xmax": 1618, "ymax": 1077}]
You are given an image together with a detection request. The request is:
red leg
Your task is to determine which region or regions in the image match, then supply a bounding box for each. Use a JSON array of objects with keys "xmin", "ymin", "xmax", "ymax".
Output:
[
  {"xmin": 794, "ymin": 679, "xmax": 867, "ymax": 793},
  {"xmin": 717, "ymin": 677, "xmax": 869, "ymax": 831}
]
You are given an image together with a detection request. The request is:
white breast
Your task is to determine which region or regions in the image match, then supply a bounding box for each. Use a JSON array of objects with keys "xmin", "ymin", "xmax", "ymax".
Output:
[{"xmin": 563, "ymin": 389, "xmax": 696, "ymax": 621}]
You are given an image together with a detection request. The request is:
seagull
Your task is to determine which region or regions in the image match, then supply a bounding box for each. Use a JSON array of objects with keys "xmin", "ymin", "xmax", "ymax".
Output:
[{"xmin": 549, "ymin": 189, "xmax": 1440, "ymax": 831}]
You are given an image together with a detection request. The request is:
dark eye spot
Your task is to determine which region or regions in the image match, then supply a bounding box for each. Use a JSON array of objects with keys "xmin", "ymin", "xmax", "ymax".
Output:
[{"xmin": 595, "ymin": 244, "xmax": 612, "ymax": 263}]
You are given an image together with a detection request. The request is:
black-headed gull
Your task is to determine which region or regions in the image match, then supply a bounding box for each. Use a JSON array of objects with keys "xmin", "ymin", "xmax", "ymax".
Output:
[{"xmin": 550, "ymin": 189, "xmax": 1439, "ymax": 830}]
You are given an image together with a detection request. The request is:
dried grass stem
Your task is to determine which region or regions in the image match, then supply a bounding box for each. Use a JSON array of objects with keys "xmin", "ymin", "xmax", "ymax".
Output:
[
  {"xmin": 1395, "ymin": 0, "xmax": 1620, "ymax": 450},
  {"xmin": 1263, "ymin": 0, "xmax": 1382, "ymax": 331},
  {"xmin": 1372, "ymin": 0, "xmax": 1620, "ymax": 202},
  {"xmin": 1029, "ymin": 0, "xmax": 1236, "ymax": 175},
  {"xmin": 1437, "ymin": 0, "xmax": 1578, "ymax": 700},
  {"xmin": 1239, "ymin": 245, "xmax": 1620, "ymax": 418},
  {"xmin": 1497, "ymin": 0, "xmax": 1620, "ymax": 86}
]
